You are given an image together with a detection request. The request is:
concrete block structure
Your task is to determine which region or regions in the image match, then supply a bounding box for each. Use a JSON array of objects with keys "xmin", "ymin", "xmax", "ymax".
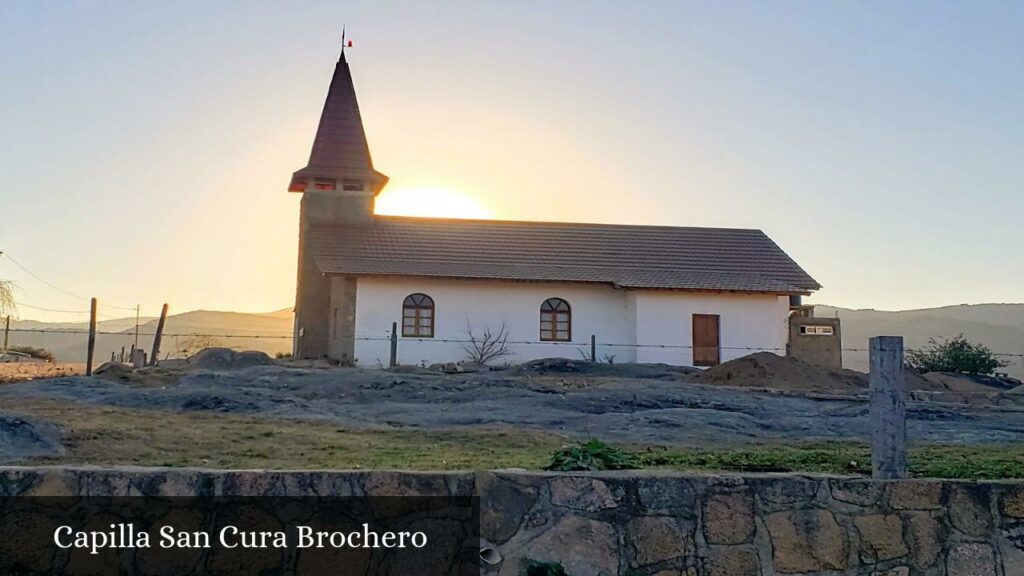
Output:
[{"xmin": 787, "ymin": 305, "xmax": 843, "ymax": 368}]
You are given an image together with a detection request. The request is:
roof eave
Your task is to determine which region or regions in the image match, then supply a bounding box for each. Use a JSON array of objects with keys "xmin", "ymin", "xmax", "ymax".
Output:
[{"xmin": 319, "ymin": 270, "xmax": 811, "ymax": 296}]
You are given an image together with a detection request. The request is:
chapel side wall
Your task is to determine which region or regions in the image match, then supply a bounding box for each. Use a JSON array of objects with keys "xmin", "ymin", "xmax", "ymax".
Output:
[
  {"xmin": 352, "ymin": 277, "xmax": 636, "ymax": 367},
  {"xmin": 633, "ymin": 292, "xmax": 790, "ymax": 365}
]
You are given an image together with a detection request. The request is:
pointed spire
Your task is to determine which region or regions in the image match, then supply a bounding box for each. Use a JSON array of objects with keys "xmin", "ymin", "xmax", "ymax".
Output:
[{"xmin": 290, "ymin": 37, "xmax": 388, "ymax": 193}]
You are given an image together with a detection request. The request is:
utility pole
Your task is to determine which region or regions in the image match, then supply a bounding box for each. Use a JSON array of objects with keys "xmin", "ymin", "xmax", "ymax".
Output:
[
  {"xmin": 86, "ymin": 298, "xmax": 98, "ymax": 376},
  {"xmin": 3, "ymin": 315, "xmax": 9, "ymax": 352},
  {"xmin": 134, "ymin": 305, "xmax": 140, "ymax": 349},
  {"xmin": 150, "ymin": 303, "xmax": 168, "ymax": 366}
]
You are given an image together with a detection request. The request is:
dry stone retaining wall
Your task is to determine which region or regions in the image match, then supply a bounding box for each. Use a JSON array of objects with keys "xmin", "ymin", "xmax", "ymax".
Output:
[{"xmin": 3, "ymin": 467, "xmax": 1024, "ymax": 575}]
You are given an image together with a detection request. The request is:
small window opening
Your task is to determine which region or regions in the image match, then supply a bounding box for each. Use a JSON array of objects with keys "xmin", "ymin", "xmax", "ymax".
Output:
[
  {"xmin": 315, "ymin": 178, "xmax": 336, "ymax": 191},
  {"xmin": 402, "ymin": 293, "xmax": 435, "ymax": 337},
  {"xmin": 540, "ymin": 298, "xmax": 571, "ymax": 341}
]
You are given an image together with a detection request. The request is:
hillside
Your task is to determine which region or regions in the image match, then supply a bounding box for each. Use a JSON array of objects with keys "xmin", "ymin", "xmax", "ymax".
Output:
[
  {"xmin": 816, "ymin": 303, "xmax": 1024, "ymax": 379},
  {"xmin": 6, "ymin": 309, "xmax": 293, "ymax": 363}
]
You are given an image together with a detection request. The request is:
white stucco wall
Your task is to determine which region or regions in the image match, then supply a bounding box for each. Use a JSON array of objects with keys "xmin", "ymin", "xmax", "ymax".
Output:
[
  {"xmin": 633, "ymin": 291, "xmax": 791, "ymax": 365},
  {"xmin": 352, "ymin": 277, "xmax": 636, "ymax": 367},
  {"xmin": 348, "ymin": 276, "xmax": 791, "ymax": 368}
]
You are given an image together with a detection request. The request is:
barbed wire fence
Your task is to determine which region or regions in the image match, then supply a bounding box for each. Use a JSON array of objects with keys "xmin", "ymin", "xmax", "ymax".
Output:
[
  {"xmin": 1, "ymin": 251, "xmax": 1022, "ymax": 374},
  {"xmin": 4, "ymin": 325, "xmax": 1023, "ymax": 374}
]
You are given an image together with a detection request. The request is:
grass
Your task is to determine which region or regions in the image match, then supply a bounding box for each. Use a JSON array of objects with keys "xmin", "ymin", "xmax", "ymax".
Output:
[
  {"xmin": 9, "ymin": 399, "xmax": 1024, "ymax": 479},
  {"xmin": 15, "ymin": 399, "xmax": 561, "ymax": 470},
  {"xmin": 638, "ymin": 442, "xmax": 1024, "ymax": 479}
]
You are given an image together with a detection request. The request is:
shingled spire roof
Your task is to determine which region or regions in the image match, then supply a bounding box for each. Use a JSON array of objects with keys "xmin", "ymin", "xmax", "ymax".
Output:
[{"xmin": 291, "ymin": 48, "xmax": 388, "ymax": 190}]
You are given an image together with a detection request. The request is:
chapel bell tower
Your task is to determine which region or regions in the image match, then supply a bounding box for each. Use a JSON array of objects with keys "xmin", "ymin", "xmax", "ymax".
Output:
[{"xmin": 290, "ymin": 43, "xmax": 388, "ymax": 359}]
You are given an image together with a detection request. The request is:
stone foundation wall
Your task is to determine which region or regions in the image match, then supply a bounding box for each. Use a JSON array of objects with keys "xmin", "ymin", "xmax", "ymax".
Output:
[{"xmin": 3, "ymin": 467, "xmax": 1024, "ymax": 575}]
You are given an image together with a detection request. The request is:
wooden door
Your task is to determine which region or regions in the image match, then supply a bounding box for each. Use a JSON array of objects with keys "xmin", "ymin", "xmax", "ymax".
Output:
[{"xmin": 692, "ymin": 314, "xmax": 720, "ymax": 367}]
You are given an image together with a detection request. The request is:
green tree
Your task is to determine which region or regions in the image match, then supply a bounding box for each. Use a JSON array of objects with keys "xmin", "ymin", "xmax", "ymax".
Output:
[{"xmin": 907, "ymin": 334, "xmax": 1008, "ymax": 375}]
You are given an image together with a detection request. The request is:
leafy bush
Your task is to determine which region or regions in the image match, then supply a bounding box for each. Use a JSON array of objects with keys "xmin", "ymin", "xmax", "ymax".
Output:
[
  {"xmin": 907, "ymin": 334, "xmax": 1007, "ymax": 375},
  {"xmin": 545, "ymin": 439, "xmax": 639, "ymax": 471},
  {"xmin": 7, "ymin": 346, "xmax": 54, "ymax": 361},
  {"xmin": 521, "ymin": 560, "xmax": 568, "ymax": 576}
]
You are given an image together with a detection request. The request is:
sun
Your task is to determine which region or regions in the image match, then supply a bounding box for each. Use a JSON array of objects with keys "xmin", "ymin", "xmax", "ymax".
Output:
[{"xmin": 374, "ymin": 187, "xmax": 493, "ymax": 219}]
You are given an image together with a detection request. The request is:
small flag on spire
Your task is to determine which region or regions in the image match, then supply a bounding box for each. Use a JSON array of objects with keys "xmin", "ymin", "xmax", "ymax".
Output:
[{"xmin": 340, "ymin": 27, "xmax": 353, "ymax": 59}]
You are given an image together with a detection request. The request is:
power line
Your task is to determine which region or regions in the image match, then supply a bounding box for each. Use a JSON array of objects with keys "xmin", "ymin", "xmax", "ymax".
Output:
[
  {"xmin": 12, "ymin": 302, "xmax": 89, "ymax": 314},
  {"xmin": 11, "ymin": 301, "xmax": 121, "ymax": 319},
  {"xmin": 0, "ymin": 252, "xmax": 137, "ymax": 311}
]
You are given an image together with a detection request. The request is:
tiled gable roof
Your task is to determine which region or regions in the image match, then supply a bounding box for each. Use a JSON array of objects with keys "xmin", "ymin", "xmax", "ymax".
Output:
[{"xmin": 310, "ymin": 216, "xmax": 821, "ymax": 294}]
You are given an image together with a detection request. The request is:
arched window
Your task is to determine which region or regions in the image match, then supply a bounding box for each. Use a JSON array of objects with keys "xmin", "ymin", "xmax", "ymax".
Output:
[
  {"xmin": 540, "ymin": 298, "xmax": 571, "ymax": 341},
  {"xmin": 402, "ymin": 293, "xmax": 435, "ymax": 337}
]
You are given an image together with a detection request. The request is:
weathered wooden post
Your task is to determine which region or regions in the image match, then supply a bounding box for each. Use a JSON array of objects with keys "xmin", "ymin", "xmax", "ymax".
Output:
[
  {"xmin": 150, "ymin": 303, "xmax": 168, "ymax": 366},
  {"xmin": 389, "ymin": 321, "xmax": 398, "ymax": 367},
  {"xmin": 870, "ymin": 336, "xmax": 907, "ymax": 479},
  {"xmin": 590, "ymin": 334, "xmax": 597, "ymax": 363},
  {"xmin": 86, "ymin": 298, "xmax": 97, "ymax": 376}
]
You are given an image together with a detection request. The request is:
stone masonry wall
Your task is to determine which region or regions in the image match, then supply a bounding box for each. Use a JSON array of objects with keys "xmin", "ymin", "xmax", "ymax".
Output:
[{"xmin": 3, "ymin": 467, "xmax": 1024, "ymax": 575}]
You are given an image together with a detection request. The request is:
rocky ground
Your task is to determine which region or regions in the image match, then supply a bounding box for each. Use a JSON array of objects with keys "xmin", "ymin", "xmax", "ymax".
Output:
[{"xmin": 0, "ymin": 349, "xmax": 1022, "ymax": 464}]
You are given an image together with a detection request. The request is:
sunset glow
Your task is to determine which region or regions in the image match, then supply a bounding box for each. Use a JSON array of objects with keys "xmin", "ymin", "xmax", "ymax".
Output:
[{"xmin": 374, "ymin": 187, "xmax": 493, "ymax": 220}]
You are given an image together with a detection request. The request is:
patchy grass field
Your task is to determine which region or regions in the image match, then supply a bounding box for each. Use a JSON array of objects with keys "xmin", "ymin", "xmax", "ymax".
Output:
[
  {"xmin": 14, "ymin": 399, "xmax": 561, "ymax": 470},
  {"xmin": 0, "ymin": 362, "xmax": 85, "ymax": 384},
  {"xmin": 9, "ymin": 399, "xmax": 1024, "ymax": 479}
]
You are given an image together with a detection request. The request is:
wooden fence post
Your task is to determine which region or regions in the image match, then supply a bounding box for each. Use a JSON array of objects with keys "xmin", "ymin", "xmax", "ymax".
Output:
[
  {"xmin": 86, "ymin": 298, "xmax": 97, "ymax": 376},
  {"xmin": 870, "ymin": 335, "xmax": 907, "ymax": 479},
  {"xmin": 389, "ymin": 321, "xmax": 398, "ymax": 367},
  {"xmin": 150, "ymin": 303, "xmax": 168, "ymax": 366},
  {"xmin": 590, "ymin": 334, "xmax": 597, "ymax": 363}
]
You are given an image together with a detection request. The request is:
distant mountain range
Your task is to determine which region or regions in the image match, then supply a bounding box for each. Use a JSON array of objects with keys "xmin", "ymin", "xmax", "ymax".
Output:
[
  {"xmin": 6, "ymin": 304, "xmax": 1022, "ymax": 378},
  {"xmin": 815, "ymin": 304, "xmax": 1024, "ymax": 379}
]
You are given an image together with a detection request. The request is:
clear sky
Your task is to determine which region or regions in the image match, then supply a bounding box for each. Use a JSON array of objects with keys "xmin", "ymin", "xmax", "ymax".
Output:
[{"xmin": 1, "ymin": 1, "xmax": 1021, "ymax": 322}]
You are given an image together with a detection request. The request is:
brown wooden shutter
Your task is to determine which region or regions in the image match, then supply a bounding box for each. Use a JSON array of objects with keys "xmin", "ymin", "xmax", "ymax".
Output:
[{"xmin": 692, "ymin": 314, "xmax": 721, "ymax": 367}]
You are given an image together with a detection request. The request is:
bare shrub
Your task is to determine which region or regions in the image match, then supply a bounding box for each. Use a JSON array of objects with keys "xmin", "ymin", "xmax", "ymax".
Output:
[
  {"xmin": 0, "ymin": 280, "xmax": 16, "ymax": 318},
  {"xmin": 461, "ymin": 321, "xmax": 511, "ymax": 364}
]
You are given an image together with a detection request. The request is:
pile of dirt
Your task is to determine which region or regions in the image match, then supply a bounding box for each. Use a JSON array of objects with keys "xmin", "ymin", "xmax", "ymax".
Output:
[
  {"xmin": 689, "ymin": 352, "xmax": 868, "ymax": 391},
  {"xmin": 0, "ymin": 414, "xmax": 63, "ymax": 461},
  {"xmin": 917, "ymin": 372, "xmax": 1015, "ymax": 394},
  {"xmin": 94, "ymin": 362, "xmax": 134, "ymax": 379},
  {"xmin": 687, "ymin": 353, "xmax": 1014, "ymax": 394},
  {"xmin": 187, "ymin": 348, "xmax": 273, "ymax": 371},
  {"xmin": 93, "ymin": 362, "xmax": 182, "ymax": 388}
]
